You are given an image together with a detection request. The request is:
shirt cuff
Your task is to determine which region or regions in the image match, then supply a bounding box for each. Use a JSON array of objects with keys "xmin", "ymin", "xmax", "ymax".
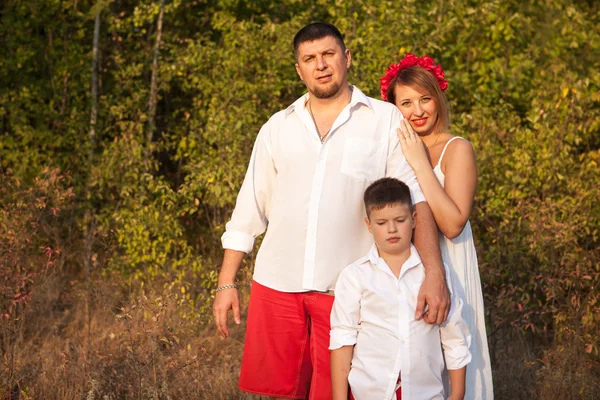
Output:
[
  {"xmin": 445, "ymin": 346, "xmax": 472, "ymax": 370},
  {"xmin": 221, "ymin": 230, "xmax": 255, "ymax": 253},
  {"xmin": 329, "ymin": 328, "xmax": 358, "ymax": 350}
]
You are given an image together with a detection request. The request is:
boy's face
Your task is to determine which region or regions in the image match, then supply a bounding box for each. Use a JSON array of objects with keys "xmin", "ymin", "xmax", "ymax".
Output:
[{"xmin": 365, "ymin": 203, "xmax": 415, "ymax": 256}]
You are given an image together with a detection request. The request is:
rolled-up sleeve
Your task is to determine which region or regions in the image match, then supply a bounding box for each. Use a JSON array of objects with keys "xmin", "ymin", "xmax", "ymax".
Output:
[
  {"xmin": 385, "ymin": 108, "xmax": 426, "ymax": 204},
  {"xmin": 330, "ymin": 266, "xmax": 362, "ymax": 350},
  {"xmin": 221, "ymin": 123, "xmax": 276, "ymax": 253},
  {"xmin": 440, "ymin": 265, "xmax": 472, "ymax": 369}
]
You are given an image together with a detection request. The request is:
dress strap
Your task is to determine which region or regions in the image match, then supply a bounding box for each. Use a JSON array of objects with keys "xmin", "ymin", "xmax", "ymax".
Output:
[{"xmin": 436, "ymin": 136, "xmax": 463, "ymax": 168}]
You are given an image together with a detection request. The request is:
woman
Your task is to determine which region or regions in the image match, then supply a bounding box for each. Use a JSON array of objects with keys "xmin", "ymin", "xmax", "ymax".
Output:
[{"xmin": 380, "ymin": 54, "xmax": 494, "ymax": 399}]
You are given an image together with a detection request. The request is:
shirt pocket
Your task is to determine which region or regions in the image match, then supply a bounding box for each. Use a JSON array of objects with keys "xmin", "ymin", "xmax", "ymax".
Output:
[{"xmin": 340, "ymin": 137, "xmax": 386, "ymax": 181}]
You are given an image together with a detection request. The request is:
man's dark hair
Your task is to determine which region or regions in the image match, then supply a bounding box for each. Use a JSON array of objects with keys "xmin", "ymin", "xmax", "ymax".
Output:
[
  {"xmin": 364, "ymin": 178, "xmax": 413, "ymax": 218},
  {"xmin": 293, "ymin": 22, "xmax": 346, "ymax": 60}
]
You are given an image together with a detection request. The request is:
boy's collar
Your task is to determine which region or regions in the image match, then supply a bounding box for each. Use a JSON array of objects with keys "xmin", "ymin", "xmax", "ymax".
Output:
[{"xmin": 368, "ymin": 243, "xmax": 422, "ymax": 276}]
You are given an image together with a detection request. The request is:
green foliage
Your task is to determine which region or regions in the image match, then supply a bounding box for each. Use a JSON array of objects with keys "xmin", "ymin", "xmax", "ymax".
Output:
[
  {"xmin": 0, "ymin": 1, "xmax": 94, "ymax": 180},
  {"xmin": 0, "ymin": 0, "xmax": 599, "ymax": 396}
]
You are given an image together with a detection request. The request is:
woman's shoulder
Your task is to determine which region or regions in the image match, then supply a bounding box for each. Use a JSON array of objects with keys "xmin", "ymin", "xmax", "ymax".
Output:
[
  {"xmin": 443, "ymin": 136, "xmax": 475, "ymax": 158},
  {"xmin": 439, "ymin": 135, "xmax": 476, "ymax": 172}
]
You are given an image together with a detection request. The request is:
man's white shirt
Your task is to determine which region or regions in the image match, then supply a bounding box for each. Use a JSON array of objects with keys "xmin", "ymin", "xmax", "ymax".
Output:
[
  {"xmin": 221, "ymin": 86, "xmax": 425, "ymax": 292},
  {"xmin": 330, "ymin": 244, "xmax": 471, "ymax": 400}
]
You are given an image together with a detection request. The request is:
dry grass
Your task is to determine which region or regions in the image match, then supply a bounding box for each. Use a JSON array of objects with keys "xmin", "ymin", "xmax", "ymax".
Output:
[
  {"xmin": 488, "ymin": 325, "xmax": 600, "ymax": 400},
  {"xmin": 489, "ymin": 328, "xmax": 538, "ymax": 399},
  {"xmin": 0, "ymin": 271, "xmax": 271, "ymax": 399},
  {"xmin": 1, "ymin": 271, "xmax": 598, "ymax": 399}
]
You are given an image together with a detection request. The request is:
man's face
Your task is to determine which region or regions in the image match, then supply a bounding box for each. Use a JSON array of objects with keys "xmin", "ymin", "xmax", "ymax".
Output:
[{"xmin": 295, "ymin": 36, "xmax": 351, "ymax": 99}]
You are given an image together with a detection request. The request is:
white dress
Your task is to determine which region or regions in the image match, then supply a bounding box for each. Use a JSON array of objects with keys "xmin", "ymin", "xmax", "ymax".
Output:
[{"xmin": 434, "ymin": 137, "xmax": 494, "ymax": 399}]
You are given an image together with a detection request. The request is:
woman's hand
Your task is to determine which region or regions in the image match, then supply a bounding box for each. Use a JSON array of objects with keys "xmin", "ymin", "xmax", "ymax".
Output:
[{"xmin": 397, "ymin": 119, "xmax": 430, "ymax": 173}]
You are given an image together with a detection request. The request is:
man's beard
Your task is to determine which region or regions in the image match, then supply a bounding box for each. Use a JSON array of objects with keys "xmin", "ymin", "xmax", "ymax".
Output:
[{"xmin": 311, "ymin": 81, "xmax": 341, "ymax": 99}]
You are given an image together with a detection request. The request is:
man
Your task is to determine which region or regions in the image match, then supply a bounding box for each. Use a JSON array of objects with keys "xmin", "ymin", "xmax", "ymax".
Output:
[{"xmin": 213, "ymin": 22, "xmax": 450, "ymax": 399}]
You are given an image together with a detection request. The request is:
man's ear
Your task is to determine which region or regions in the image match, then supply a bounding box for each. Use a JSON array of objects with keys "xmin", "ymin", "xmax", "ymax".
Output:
[
  {"xmin": 295, "ymin": 63, "xmax": 304, "ymax": 82},
  {"xmin": 411, "ymin": 211, "xmax": 416, "ymax": 230},
  {"xmin": 345, "ymin": 49, "xmax": 351, "ymax": 69}
]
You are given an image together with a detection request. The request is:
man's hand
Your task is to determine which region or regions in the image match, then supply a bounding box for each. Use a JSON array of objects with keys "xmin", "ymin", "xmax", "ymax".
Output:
[
  {"xmin": 213, "ymin": 249, "xmax": 245, "ymax": 338},
  {"xmin": 213, "ymin": 287, "xmax": 241, "ymax": 338},
  {"xmin": 412, "ymin": 202, "xmax": 450, "ymax": 324},
  {"xmin": 415, "ymin": 269, "xmax": 450, "ymax": 324}
]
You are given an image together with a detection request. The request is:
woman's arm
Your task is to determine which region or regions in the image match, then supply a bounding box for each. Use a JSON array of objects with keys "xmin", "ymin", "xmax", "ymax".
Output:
[
  {"xmin": 413, "ymin": 138, "xmax": 476, "ymax": 238},
  {"xmin": 398, "ymin": 121, "xmax": 477, "ymax": 238},
  {"xmin": 331, "ymin": 346, "xmax": 354, "ymax": 400}
]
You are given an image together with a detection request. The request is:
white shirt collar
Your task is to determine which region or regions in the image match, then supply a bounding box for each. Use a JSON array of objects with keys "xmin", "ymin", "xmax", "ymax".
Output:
[
  {"xmin": 367, "ymin": 243, "xmax": 422, "ymax": 279},
  {"xmin": 284, "ymin": 85, "xmax": 373, "ymax": 117}
]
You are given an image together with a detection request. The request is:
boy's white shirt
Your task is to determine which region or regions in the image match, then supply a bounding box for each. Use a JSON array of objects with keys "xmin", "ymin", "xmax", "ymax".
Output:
[{"xmin": 330, "ymin": 244, "xmax": 472, "ymax": 400}]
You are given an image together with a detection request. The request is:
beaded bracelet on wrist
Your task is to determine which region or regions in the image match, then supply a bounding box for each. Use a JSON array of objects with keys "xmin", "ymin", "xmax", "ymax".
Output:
[{"xmin": 215, "ymin": 284, "xmax": 237, "ymax": 292}]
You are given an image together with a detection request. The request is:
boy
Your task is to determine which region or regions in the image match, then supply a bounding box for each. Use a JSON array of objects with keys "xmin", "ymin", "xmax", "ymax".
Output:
[{"xmin": 330, "ymin": 178, "xmax": 471, "ymax": 400}]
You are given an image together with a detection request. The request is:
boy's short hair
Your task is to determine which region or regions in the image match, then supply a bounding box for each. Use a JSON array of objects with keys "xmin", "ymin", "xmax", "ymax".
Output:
[
  {"xmin": 293, "ymin": 22, "xmax": 346, "ymax": 60},
  {"xmin": 364, "ymin": 178, "xmax": 413, "ymax": 218}
]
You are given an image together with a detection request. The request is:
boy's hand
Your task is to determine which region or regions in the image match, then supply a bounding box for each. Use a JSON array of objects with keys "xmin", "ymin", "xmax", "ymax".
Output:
[
  {"xmin": 213, "ymin": 287, "xmax": 241, "ymax": 338},
  {"xmin": 415, "ymin": 269, "xmax": 450, "ymax": 324}
]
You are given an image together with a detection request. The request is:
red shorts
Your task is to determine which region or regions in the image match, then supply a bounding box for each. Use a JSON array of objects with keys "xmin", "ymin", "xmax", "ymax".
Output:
[{"xmin": 239, "ymin": 280, "xmax": 335, "ymax": 399}]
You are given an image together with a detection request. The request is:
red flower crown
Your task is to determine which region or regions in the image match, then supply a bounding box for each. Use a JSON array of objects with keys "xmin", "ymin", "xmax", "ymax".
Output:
[{"xmin": 380, "ymin": 53, "xmax": 448, "ymax": 101}]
